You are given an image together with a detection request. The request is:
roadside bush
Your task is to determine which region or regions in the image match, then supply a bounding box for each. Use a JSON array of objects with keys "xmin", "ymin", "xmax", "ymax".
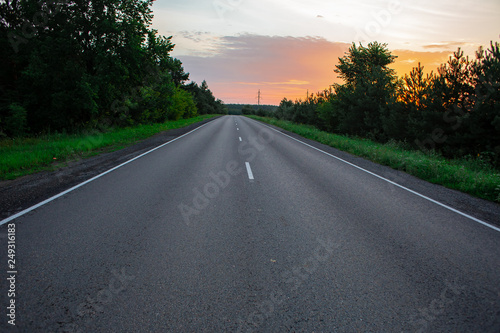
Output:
[{"xmin": 169, "ymin": 87, "xmax": 198, "ymax": 120}]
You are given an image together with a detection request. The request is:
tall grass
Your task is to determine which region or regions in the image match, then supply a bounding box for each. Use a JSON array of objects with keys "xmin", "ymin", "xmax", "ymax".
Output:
[
  {"xmin": 0, "ymin": 115, "xmax": 218, "ymax": 180},
  {"xmin": 248, "ymin": 116, "xmax": 500, "ymax": 203}
]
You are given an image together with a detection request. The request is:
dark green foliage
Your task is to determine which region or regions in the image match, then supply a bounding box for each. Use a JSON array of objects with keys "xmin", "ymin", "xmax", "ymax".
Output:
[
  {"xmin": 275, "ymin": 99, "xmax": 294, "ymax": 120},
  {"xmin": 241, "ymin": 105, "xmax": 254, "ymax": 115},
  {"xmin": 468, "ymin": 43, "xmax": 500, "ymax": 165},
  {"xmin": 226, "ymin": 105, "xmax": 243, "ymax": 115},
  {"xmin": 5, "ymin": 103, "xmax": 28, "ymax": 137},
  {"xmin": 225, "ymin": 104, "xmax": 277, "ymax": 116},
  {"xmin": 0, "ymin": 0, "xmax": 222, "ymax": 136}
]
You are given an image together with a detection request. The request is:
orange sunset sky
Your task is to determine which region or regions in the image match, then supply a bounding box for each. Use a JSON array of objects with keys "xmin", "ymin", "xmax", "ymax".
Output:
[{"xmin": 151, "ymin": 0, "xmax": 500, "ymax": 105}]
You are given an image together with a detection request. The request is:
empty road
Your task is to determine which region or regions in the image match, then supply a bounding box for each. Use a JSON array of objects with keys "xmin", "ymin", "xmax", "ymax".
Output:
[{"xmin": 1, "ymin": 115, "xmax": 500, "ymax": 332}]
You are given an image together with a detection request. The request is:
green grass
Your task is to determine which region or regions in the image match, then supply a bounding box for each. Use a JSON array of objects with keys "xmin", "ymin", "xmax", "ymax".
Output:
[
  {"xmin": 0, "ymin": 115, "xmax": 218, "ymax": 180},
  {"xmin": 247, "ymin": 116, "xmax": 500, "ymax": 203}
]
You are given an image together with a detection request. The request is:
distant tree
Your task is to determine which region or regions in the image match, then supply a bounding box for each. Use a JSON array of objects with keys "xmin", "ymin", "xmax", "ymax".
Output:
[
  {"xmin": 256, "ymin": 108, "xmax": 268, "ymax": 117},
  {"xmin": 225, "ymin": 104, "xmax": 243, "ymax": 115},
  {"xmin": 241, "ymin": 105, "xmax": 254, "ymax": 115}
]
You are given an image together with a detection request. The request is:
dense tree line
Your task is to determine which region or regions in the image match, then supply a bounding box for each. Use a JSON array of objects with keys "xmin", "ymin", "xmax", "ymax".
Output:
[
  {"xmin": 240, "ymin": 104, "xmax": 276, "ymax": 117},
  {"xmin": 273, "ymin": 41, "xmax": 500, "ymax": 167},
  {"xmin": 0, "ymin": 0, "xmax": 225, "ymax": 137},
  {"xmin": 185, "ymin": 80, "xmax": 226, "ymax": 116}
]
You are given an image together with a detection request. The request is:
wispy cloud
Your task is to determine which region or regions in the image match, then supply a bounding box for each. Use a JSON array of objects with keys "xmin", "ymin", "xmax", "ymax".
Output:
[
  {"xmin": 421, "ymin": 41, "xmax": 482, "ymax": 55},
  {"xmin": 423, "ymin": 42, "xmax": 466, "ymax": 49}
]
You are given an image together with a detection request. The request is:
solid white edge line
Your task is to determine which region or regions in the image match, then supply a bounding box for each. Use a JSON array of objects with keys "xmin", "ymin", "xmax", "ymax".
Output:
[
  {"xmin": 0, "ymin": 120, "xmax": 214, "ymax": 226},
  {"xmin": 245, "ymin": 162, "xmax": 254, "ymax": 180},
  {"xmin": 247, "ymin": 118, "xmax": 500, "ymax": 233}
]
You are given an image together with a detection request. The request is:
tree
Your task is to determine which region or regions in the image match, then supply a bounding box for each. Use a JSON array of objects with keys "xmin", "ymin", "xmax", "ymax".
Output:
[
  {"xmin": 275, "ymin": 98, "xmax": 294, "ymax": 120},
  {"xmin": 396, "ymin": 63, "xmax": 438, "ymax": 143},
  {"xmin": 166, "ymin": 58, "xmax": 190, "ymax": 86},
  {"xmin": 332, "ymin": 42, "xmax": 398, "ymax": 139},
  {"xmin": 468, "ymin": 42, "xmax": 500, "ymax": 164},
  {"xmin": 241, "ymin": 105, "xmax": 254, "ymax": 115}
]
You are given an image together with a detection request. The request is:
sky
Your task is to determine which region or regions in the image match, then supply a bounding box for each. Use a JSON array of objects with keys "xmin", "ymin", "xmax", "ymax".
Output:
[{"xmin": 151, "ymin": 0, "xmax": 500, "ymax": 105}]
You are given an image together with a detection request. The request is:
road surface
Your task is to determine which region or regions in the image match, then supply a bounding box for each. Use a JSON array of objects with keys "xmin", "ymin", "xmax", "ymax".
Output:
[{"xmin": 1, "ymin": 115, "xmax": 499, "ymax": 332}]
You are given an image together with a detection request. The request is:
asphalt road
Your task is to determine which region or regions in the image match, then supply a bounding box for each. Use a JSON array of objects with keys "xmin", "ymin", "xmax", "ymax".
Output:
[{"xmin": 1, "ymin": 115, "xmax": 500, "ymax": 332}]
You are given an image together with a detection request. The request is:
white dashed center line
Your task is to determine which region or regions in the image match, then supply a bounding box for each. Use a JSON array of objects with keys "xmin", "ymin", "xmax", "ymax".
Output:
[{"xmin": 245, "ymin": 162, "xmax": 254, "ymax": 180}]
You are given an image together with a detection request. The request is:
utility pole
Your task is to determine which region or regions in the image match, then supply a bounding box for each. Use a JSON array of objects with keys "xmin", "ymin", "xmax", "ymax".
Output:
[{"xmin": 257, "ymin": 89, "xmax": 261, "ymax": 106}]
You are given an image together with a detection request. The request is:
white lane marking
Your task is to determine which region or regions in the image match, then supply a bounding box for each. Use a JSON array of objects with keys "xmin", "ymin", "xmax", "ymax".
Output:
[
  {"xmin": 248, "ymin": 118, "xmax": 500, "ymax": 233},
  {"xmin": 245, "ymin": 162, "xmax": 254, "ymax": 180},
  {"xmin": 237, "ymin": 128, "xmax": 239, "ymax": 131},
  {"xmin": 0, "ymin": 121, "xmax": 215, "ymax": 226},
  {"xmin": 239, "ymin": 137, "xmax": 242, "ymax": 142}
]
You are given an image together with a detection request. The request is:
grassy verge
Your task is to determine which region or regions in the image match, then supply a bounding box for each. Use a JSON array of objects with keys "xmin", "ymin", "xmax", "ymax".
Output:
[
  {"xmin": 0, "ymin": 115, "xmax": 218, "ymax": 181},
  {"xmin": 247, "ymin": 116, "xmax": 500, "ymax": 203}
]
